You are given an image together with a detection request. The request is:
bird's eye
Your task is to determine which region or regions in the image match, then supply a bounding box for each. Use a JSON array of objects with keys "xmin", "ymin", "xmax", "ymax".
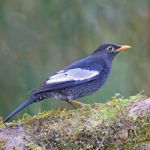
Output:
[{"xmin": 107, "ymin": 46, "xmax": 114, "ymax": 51}]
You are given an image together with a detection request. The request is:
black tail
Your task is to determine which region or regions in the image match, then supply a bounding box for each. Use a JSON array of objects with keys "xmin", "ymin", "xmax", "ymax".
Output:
[{"xmin": 4, "ymin": 97, "xmax": 36, "ymax": 123}]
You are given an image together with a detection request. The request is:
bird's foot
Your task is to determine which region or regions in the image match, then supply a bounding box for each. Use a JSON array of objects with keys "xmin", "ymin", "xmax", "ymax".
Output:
[{"xmin": 66, "ymin": 100, "xmax": 87, "ymax": 109}]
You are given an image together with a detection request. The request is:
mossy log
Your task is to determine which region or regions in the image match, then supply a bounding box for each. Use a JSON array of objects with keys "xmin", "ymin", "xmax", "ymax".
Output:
[{"xmin": 0, "ymin": 94, "xmax": 150, "ymax": 150}]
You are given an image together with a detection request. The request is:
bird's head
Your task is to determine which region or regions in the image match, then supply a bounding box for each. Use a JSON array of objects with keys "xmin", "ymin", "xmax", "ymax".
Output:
[{"xmin": 92, "ymin": 42, "xmax": 131, "ymax": 60}]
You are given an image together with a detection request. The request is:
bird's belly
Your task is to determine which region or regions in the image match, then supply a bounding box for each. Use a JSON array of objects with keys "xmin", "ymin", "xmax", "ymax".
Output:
[{"xmin": 51, "ymin": 77, "xmax": 108, "ymax": 100}]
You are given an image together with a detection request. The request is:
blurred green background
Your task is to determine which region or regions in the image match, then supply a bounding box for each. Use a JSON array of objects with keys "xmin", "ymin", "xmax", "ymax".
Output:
[{"xmin": 0, "ymin": 0, "xmax": 150, "ymax": 119}]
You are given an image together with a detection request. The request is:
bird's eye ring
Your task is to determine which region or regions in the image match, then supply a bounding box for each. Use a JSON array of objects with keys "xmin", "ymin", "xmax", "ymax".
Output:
[{"xmin": 107, "ymin": 46, "xmax": 114, "ymax": 51}]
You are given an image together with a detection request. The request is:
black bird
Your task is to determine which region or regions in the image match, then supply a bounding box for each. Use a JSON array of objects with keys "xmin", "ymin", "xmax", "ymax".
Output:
[{"xmin": 4, "ymin": 43, "xmax": 131, "ymax": 122}]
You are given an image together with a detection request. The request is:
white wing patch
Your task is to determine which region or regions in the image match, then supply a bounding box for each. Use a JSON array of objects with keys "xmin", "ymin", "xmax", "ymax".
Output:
[{"xmin": 46, "ymin": 68, "xmax": 99, "ymax": 84}]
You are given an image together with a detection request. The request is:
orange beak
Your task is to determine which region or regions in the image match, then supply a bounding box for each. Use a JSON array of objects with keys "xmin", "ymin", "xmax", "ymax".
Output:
[{"xmin": 116, "ymin": 45, "xmax": 131, "ymax": 52}]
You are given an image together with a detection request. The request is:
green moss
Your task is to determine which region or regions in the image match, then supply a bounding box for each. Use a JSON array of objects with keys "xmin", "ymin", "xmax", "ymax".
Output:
[
  {"xmin": 26, "ymin": 143, "xmax": 44, "ymax": 150},
  {"xmin": 1, "ymin": 94, "xmax": 149, "ymax": 149},
  {"xmin": 0, "ymin": 117, "xmax": 5, "ymax": 149},
  {"xmin": 0, "ymin": 117, "xmax": 4, "ymax": 128}
]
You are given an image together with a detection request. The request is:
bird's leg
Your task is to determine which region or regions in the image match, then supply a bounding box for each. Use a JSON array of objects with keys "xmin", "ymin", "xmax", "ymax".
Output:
[
  {"xmin": 66, "ymin": 100, "xmax": 77, "ymax": 109},
  {"xmin": 66, "ymin": 100, "xmax": 86, "ymax": 108}
]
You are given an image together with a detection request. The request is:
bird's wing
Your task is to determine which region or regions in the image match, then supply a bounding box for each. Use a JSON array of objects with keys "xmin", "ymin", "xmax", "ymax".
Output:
[
  {"xmin": 33, "ymin": 68, "xmax": 101, "ymax": 95},
  {"xmin": 32, "ymin": 57, "xmax": 104, "ymax": 95}
]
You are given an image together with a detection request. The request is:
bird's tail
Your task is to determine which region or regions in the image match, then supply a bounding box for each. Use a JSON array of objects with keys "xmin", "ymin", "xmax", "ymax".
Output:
[{"xmin": 4, "ymin": 97, "xmax": 36, "ymax": 123}]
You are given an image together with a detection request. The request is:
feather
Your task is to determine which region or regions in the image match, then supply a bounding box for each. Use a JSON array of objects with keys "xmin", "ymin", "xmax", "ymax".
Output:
[{"xmin": 46, "ymin": 68, "xmax": 99, "ymax": 84}]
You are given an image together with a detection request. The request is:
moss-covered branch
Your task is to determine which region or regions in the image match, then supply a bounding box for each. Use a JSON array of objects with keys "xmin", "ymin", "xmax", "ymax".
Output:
[{"xmin": 0, "ymin": 94, "xmax": 150, "ymax": 150}]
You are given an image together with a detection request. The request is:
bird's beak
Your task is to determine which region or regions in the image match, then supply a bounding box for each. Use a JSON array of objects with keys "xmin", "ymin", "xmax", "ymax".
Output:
[{"xmin": 116, "ymin": 45, "xmax": 131, "ymax": 52}]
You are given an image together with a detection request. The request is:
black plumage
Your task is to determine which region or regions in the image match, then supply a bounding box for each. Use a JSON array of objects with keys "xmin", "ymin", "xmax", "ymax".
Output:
[{"xmin": 4, "ymin": 42, "xmax": 131, "ymax": 122}]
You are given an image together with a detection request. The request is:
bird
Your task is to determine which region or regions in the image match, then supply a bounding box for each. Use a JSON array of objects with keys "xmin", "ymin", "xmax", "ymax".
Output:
[{"xmin": 4, "ymin": 42, "xmax": 131, "ymax": 122}]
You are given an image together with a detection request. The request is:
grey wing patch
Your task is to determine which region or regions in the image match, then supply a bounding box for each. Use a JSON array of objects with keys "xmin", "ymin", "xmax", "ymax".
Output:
[
  {"xmin": 46, "ymin": 68, "xmax": 99, "ymax": 84},
  {"xmin": 67, "ymin": 68, "xmax": 99, "ymax": 80},
  {"xmin": 46, "ymin": 71, "xmax": 72, "ymax": 84}
]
